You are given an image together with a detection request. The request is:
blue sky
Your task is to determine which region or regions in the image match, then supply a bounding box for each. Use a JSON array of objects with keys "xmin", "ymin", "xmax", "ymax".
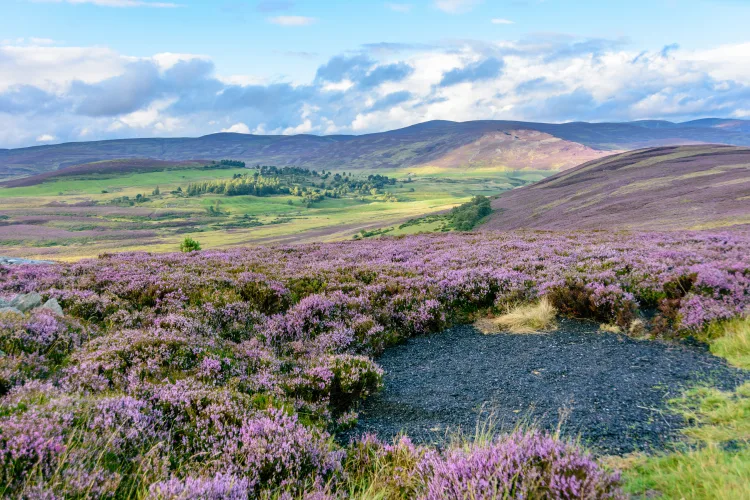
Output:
[{"xmin": 1, "ymin": 0, "xmax": 750, "ymax": 147}]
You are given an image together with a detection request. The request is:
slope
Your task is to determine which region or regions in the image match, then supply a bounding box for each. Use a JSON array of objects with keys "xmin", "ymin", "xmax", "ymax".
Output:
[{"xmin": 481, "ymin": 145, "xmax": 750, "ymax": 231}]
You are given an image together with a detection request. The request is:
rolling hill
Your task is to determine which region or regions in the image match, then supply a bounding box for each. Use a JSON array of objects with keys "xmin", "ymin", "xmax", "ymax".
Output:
[
  {"xmin": 481, "ymin": 145, "xmax": 750, "ymax": 231},
  {"xmin": 2, "ymin": 118, "xmax": 750, "ymax": 180}
]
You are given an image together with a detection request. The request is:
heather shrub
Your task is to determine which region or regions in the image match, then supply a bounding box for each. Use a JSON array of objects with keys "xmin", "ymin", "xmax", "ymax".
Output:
[
  {"xmin": 0, "ymin": 230, "xmax": 747, "ymax": 495},
  {"xmin": 328, "ymin": 355, "xmax": 384, "ymax": 412},
  {"xmin": 344, "ymin": 434, "xmax": 425, "ymax": 498},
  {"xmin": 418, "ymin": 429, "xmax": 624, "ymax": 499},
  {"xmin": 148, "ymin": 473, "xmax": 251, "ymax": 499}
]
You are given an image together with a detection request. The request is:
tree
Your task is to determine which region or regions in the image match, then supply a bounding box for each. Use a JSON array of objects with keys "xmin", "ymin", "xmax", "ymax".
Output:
[
  {"xmin": 180, "ymin": 237, "xmax": 201, "ymax": 253},
  {"xmin": 152, "ymin": 186, "xmax": 160, "ymax": 196}
]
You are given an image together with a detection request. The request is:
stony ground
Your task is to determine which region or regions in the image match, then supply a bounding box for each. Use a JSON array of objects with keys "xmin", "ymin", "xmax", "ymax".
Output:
[{"xmin": 345, "ymin": 319, "xmax": 748, "ymax": 455}]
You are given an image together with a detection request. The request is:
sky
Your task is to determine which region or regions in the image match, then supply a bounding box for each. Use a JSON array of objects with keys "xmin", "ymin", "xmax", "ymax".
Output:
[{"xmin": 1, "ymin": 0, "xmax": 750, "ymax": 148}]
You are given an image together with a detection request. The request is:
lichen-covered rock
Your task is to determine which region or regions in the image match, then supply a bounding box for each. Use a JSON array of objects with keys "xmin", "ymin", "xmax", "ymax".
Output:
[
  {"xmin": 10, "ymin": 293, "xmax": 43, "ymax": 312},
  {"xmin": 0, "ymin": 307, "xmax": 23, "ymax": 316},
  {"xmin": 40, "ymin": 298, "xmax": 64, "ymax": 316}
]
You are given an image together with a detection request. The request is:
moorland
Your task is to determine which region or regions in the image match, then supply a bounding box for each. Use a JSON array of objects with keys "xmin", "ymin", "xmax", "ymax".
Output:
[{"xmin": 1, "ymin": 119, "xmax": 750, "ymax": 499}]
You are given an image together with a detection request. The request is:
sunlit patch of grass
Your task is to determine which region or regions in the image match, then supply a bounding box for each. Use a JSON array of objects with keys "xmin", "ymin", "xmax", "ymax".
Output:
[
  {"xmin": 620, "ymin": 317, "xmax": 750, "ymax": 499},
  {"xmin": 618, "ymin": 445, "xmax": 750, "ymax": 500},
  {"xmin": 710, "ymin": 317, "xmax": 750, "ymax": 370},
  {"xmin": 475, "ymin": 298, "xmax": 557, "ymax": 334}
]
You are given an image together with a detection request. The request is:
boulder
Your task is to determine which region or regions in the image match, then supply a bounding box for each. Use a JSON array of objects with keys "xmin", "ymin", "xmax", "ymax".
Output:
[
  {"xmin": 40, "ymin": 298, "xmax": 64, "ymax": 316},
  {"xmin": 10, "ymin": 292, "xmax": 43, "ymax": 312},
  {"xmin": 0, "ymin": 307, "xmax": 23, "ymax": 316}
]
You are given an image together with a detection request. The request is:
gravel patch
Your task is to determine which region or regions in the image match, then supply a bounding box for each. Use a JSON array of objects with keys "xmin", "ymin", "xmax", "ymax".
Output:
[{"xmin": 344, "ymin": 319, "xmax": 748, "ymax": 455}]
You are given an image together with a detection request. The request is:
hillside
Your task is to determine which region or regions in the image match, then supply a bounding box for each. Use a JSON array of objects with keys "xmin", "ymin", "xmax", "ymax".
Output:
[
  {"xmin": 481, "ymin": 145, "xmax": 750, "ymax": 231},
  {"xmin": 2, "ymin": 118, "xmax": 750, "ymax": 180}
]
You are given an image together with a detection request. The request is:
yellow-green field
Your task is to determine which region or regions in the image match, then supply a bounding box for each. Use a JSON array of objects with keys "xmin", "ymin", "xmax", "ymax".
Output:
[{"xmin": 0, "ymin": 164, "xmax": 549, "ymax": 261}]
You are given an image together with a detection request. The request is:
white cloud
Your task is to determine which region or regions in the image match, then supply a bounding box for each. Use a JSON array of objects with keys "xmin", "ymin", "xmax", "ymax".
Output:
[
  {"xmin": 386, "ymin": 2, "xmax": 412, "ymax": 13},
  {"xmin": 283, "ymin": 119, "xmax": 314, "ymax": 135},
  {"xmin": 491, "ymin": 18, "xmax": 514, "ymax": 25},
  {"xmin": 434, "ymin": 0, "xmax": 482, "ymax": 14},
  {"xmin": 32, "ymin": 0, "xmax": 181, "ymax": 7},
  {"xmin": 0, "ymin": 44, "xmax": 126, "ymax": 92},
  {"xmin": 114, "ymin": 98, "xmax": 177, "ymax": 129},
  {"xmin": 151, "ymin": 52, "xmax": 210, "ymax": 70},
  {"xmin": 1, "ymin": 38, "xmax": 750, "ymax": 148},
  {"xmin": 222, "ymin": 123, "xmax": 251, "ymax": 134},
  {"xmin": 268, "ymin": 15, "xmax": 317, "ymax": 26},
  {"xmin": 322, "ymin": 79, "xmax": 355, "ymax": 92}
]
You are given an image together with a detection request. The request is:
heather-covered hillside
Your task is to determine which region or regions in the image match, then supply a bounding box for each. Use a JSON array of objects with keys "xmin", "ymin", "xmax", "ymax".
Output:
[{"xmin": 482, "ymin": 145, "xmax": 750, "ymax": 231}]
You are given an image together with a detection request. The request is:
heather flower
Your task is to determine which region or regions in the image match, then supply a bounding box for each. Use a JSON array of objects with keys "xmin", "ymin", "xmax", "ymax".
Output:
[
  {"xmin": 418, "ymin": 429, "xmax": 623, "ymax": 499},
  {"xmin": 148, "ymin": 473, "xmax": 251, "ymax": 499}
]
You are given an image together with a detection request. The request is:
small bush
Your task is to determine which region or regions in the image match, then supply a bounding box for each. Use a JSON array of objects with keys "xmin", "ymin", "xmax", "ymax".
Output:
[{"xmin": 180, "ymin": 237, "xmax": 201, "ymax": 253}]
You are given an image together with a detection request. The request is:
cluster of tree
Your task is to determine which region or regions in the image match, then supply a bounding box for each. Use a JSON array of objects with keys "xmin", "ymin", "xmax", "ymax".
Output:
[
  {"xmin": 107, "ymin": 193, "xmax": 151, "ymax": 206},
  {"xmin": 202, "ymin": 160, "xmax": 247, "ymax": 170},
  {"xmin": 185, "ymin": 165, "xmax": 400, "ymax": 207},
  {"xmin": 449, "ymin": 195, "xmax": 492, "ymax": 231},
  {"xmin": 186, "ymin": 175, "xmax": 287, "ymax": 197},
  {"xmin": 258, "ymin": 165, "xmax": 314, "ymax": 177}
]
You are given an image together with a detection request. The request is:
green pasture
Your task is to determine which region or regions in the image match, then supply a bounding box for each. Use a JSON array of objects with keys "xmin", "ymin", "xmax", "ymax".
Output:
[{"xmin": 0, "ymin": 164, "xmax": 551, "ymax": 260}]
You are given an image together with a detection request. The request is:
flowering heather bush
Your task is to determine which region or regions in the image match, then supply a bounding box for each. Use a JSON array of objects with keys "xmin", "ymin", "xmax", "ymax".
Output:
[
  {"xmin": 419, "ymin": 430, "xmax": 623, "ymax": 499},
  {"xmin": 0, "ymin": 230, "xmax": 746, "ymax": 496}
]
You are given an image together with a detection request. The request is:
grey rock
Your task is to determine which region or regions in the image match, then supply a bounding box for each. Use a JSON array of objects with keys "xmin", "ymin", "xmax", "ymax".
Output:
[
  {"xmin": 0, "ymin": 256, "xmax": 54, "ymax": 266},
  {"xmin": 0, "ymin": 307, "xmax": 23, "ymax": 316},
  {"xmin": 40, "ymin": 298, "xmax": 64, "ymax": 316},
  {"xmin": 10, "ymin": 292, "xmax": 43, "ymax": 312}
]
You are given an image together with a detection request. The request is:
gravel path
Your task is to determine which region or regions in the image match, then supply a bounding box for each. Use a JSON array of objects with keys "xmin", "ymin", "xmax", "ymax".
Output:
[{"xmin": 344, "ymin": 320, "xmax": 747, "ymax": 455}]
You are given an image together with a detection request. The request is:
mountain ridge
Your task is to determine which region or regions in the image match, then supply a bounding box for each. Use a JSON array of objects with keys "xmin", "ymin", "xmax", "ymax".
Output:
[{"xmin": 2, "ymin": 118, "xmax": 750, "ymax": 180}]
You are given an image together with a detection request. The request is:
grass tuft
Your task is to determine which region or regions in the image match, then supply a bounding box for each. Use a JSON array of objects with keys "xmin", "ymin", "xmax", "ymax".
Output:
[
  {"xmin": 710, "ymin": 316, "xmax": 750, "ymax": 370},
  {"xmin": 476, "ymin": 298, "xmax": 557, "ymax": 334}
]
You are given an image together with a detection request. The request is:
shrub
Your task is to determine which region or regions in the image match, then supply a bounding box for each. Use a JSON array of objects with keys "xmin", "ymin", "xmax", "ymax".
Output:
[
  {"xmin": 419, "ymin": 429, "xmax": 623, "ymax": 499},
  {"xmin": 180, "ymin": 237, "xmax": 201, "ymax": 253}
]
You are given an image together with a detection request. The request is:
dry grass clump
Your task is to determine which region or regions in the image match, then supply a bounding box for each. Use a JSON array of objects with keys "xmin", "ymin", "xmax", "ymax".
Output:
[
  {"xmin": 476, "ymin": 298, "xmax": 558, "ymax": 334},
  {"xmin": 600, "ymin": 324, "xmax": 622, "ymax": 334}
]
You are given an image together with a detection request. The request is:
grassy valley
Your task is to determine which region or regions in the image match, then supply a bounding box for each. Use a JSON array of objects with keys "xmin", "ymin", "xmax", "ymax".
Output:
[{"xmin": 0, "ymin": 158, "xmax": 547, "ymax": 260}]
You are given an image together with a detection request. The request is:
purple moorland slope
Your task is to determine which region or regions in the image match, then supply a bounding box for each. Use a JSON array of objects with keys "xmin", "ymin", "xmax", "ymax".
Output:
[{"xmin": 482, "ymin": 145, "xmax": 750, "ymax": 231}]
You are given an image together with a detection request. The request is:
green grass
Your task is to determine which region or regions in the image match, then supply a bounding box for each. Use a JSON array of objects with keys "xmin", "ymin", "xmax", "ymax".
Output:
[
  {"xmin": 0, "ymin": 165, "xmax": 550, "ymax": 260},
  {"xmin": 619, "ymin": 317, "xmax": 750, "ymax": 499},
  {"xmin": 710, "ymin": 317, "xmax": 750, "ymax": 370}
]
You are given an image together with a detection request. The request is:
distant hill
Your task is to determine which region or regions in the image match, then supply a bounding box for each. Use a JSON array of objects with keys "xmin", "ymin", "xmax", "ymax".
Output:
[
  {"xmin": 2, "ymin": 118, "xmax": 750, "ymax": 180},
  {"xmin": 481, "ymin": 145, "xmax": 750, "ymax": 231},
  {"xmin": 0, "ymin": 159, "xmax": 206, "ymax": 188}
]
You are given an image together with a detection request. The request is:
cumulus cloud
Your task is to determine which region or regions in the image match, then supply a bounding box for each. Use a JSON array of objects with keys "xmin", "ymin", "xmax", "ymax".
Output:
[
  {"xmin": 222, "ymin": 122, "xmax": 251, "ymax": 134},
  {"xmin": 439, "ymin": 57, "xmax": 504, "ymax": 86},
  {"xmin": 1, "ymin": 36, "xmax": 750, "ymax": 147}
]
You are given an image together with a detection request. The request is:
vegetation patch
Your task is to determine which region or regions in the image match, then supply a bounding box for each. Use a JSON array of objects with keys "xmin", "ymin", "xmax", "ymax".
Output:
[
  {"xmin": 475, "ymin": 298, "xmax": 558, "ymax": 334},
  {"xmin": 0, "ymin": 230, "xmax": 748, "ymax": 497}
]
